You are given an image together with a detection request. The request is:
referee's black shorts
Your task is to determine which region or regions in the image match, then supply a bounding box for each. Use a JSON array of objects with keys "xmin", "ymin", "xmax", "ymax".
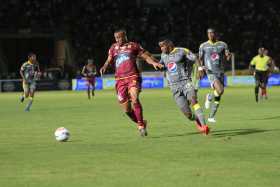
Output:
[{"xmin": 255, "ymin": 70, "xmax": 269, "ymax": 85}]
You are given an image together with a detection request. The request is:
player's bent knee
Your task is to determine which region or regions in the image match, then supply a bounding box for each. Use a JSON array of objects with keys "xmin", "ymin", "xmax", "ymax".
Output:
[
  {"xmin": 180, "ymin": 106, "xmax": 191, "ymax": 116},
  {"xmin": 130, "ymin": 97, "xmax": 140, "ymax": 105},
  {"xmin": 120, "ymin": 101, "xmax": 131, "ymax": 112},
  {"xmin": 24, "ymin": 92, "xmax": 29, "ymax": 98},
  {"xmin": 215, "ymin": 87, "xmax": 223, "ymax": 96},
  {"xmin": 190, "ymin": 99, "xmax": 198, "ymax": 106},
  {"xmin": 30, "ymin": 91, "xmax": 35, "ymax": 97}
]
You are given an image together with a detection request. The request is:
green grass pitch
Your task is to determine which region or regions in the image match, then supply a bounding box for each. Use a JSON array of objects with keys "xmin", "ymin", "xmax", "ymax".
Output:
[{"xmin": 0, "ymin": 87, "xmax": 279, "ymax": 187}]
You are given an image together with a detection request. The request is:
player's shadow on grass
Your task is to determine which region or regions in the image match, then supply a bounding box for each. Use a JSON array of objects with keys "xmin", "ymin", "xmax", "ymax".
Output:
[
  {"xmin": 249, "ymin": 115, "xmax": 280, "ymax": 121},
  {"xmin": 150, "ymin": 128, "xmax": 278, "ymax": 139},
  {"xmin": 151, "ymin": 131, "xmax": 200, "ymax": 139},
  {"xmin": 211, "ymin": 128, "xmax": 277, "ymax": 138}
]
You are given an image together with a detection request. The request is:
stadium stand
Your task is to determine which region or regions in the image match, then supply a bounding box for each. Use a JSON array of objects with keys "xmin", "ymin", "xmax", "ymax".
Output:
[{"xmin": 0, "ymin": 0, "xmax": 279, "ymax": 78}]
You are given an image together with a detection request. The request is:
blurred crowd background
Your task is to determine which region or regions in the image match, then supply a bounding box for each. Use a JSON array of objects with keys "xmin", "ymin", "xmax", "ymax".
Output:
[{"xmin": 0, "ymin": 0, "xmax": 279, "ymax": 79}]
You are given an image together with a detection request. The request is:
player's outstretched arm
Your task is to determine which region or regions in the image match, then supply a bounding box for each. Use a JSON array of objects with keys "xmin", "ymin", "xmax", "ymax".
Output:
[
  {"xmin": 140, "ymin": 52, "xmax": 163, "ymax": 70},
  {"xmin": 198, "ymin": 45, "xmax": 206, "ymax": 79},
  {"xmin": 225, "ymin": 49, "xmax": 232, "ymax": 61},
  {"xmin": 197, "ymin": 58, "xmax": 205, "ymax": 79},
  {"xmin": 36, "ymin": 62, "xmax": 42, "ymax": 78},
  {"xmin": 93, "ymin": 65, "xmax": 97, "ymax": 75},
  {"xmin": 100, "ymin": 55, "xmax": 113, "ymax": 76},
  {"xmin": 20, "ymin": 65, "xmax": 27, "ymax": 83},
  {"xmin": 81, "ymin": 66, "xmax": 87, "ymax": 77},
  {"xmin": 35, "ymin": 61, "xmax": 41, "ymax": 73},
  {"xmin": 267, "ymin": 58, "xmax": 274, "ymax": 73},
  {"xmin": 249, "ymin": 57, "xmax": 256, "ymax": 75},
  {"xmin": 270, "ymin": 59, "xmax": 279, "ymax": 72}
]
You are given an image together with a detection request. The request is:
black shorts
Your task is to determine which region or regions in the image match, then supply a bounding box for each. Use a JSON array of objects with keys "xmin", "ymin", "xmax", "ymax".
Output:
[{"xmin": 255, "ymin": 70, "xmax": 269, "ymax": 85}]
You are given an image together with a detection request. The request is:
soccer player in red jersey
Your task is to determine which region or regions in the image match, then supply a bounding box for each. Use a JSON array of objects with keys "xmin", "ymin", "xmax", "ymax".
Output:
[
  {"xmin": 82, "ymin": 59, "xmax": 97, "ymax": 99},
  {"xmin": 100, "ymin": 29, "xmax": 163, "ymax": 136}
]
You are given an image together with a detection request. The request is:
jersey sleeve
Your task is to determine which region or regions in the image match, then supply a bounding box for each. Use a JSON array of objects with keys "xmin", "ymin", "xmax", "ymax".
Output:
[
  {"xmin": 223, "ymin": 42, "xmax": 229, "ymax": 53},
  {"xmin": 20, "ymin": 63, "xmax": 26, "ymax": 71},
  {"xmin": 108, "ymin": 45, "xmax": 115, "ymax": 58},
  {"xmin": 159, "ymin": 54, "xmax": 167, "ymax": 71},
  {"xmin": 159, "ymin": 54, "xmax": 164, "ymax": 64},
  {"xmin": 250, "ymin": 57, "xmax": 256, "ymax": 66},
  {"xmin": 135, "ymin": 43, "xmax": 146, "ymax": 56},
  {"xmin": 183, "ymin": 48, "xmax": 196, "ymax": 62},
  {"xmin": 198, "ymin": 44, "xmax": 204, "ymax": 60}
]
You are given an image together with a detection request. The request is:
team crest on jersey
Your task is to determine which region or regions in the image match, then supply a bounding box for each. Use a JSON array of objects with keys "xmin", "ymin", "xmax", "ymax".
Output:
[
  {"xmin": 210, "ymin": 53, "xmax": 220, "ymax": 61},
  {"xmin": 167, "ymin": 62, "xmax": 177, "ymax": 73},
  {"xmin": 115, "ymin": 53, "xmax": 130, "ymax": 67}
]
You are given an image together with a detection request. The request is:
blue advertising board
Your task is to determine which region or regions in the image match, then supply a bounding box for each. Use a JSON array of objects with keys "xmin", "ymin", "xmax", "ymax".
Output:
[
  {"xmin": 141, "ymin": 77, "xmax": 164, "ymax": 89},
  {"xmin": 73, "ymin": 77, "xmax": 164, "ymax": 90},
  {"xmin": 72, "ymin": 78, "xmax": 103, "ymax": 90},
  {"xmin": 199, "ymin": 75, "xmax": 227, "ymax": 88},
  {"xmin": 227, "ymin": 74, "xmax": 280, "ymax": 86},
  {"xmin": 268, "ymin": 74, "xmax": 280, "ymax": 86},
  {"xmin": 227, "ymin": 76, "xmax": 255, "ymax": 86},
  {"xmin": 103, "ymin": 78, "xmax": 116, "ymax": 89}
]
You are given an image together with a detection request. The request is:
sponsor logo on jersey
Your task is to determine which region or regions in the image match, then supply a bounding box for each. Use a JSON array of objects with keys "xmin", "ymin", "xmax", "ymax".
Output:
[
  {"xmin": 115, "ymin": 53, "xmax": 130, "ymax": 67},
  {"xmin": 167, "ymin": 62, "xmax": 177, "ymax": 73},
  {"xmin": 210, "ymin": 53, "xmax": 220, "ymax": 61}
]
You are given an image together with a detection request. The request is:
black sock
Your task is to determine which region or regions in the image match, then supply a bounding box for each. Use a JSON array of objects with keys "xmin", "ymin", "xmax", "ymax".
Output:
[
  {"xmin": 125, "ymin": 112, "xmax": 137, "ymax": 123},
  {"xmin": 255, "ymin": 86, "xmax": 259, "ymax": 102},
  {"xmin": 209, "ymin": 96, "xmax": 221, "ymax": 118},
  {"xmin": 214, "ymin": 96, "xmax": 221, "ymax": 102}
]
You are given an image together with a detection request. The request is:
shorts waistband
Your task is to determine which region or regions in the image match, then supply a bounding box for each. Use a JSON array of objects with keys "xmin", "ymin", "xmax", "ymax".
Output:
[{"xmin": 115, "ymin": 74, "xmax": 139, "ymax": 80}]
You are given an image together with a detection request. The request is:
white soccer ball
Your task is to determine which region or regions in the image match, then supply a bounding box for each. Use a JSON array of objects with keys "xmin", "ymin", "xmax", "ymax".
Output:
[{"xmin": 54, "ymin": 127, "xmax": 70, "ymax": 142}]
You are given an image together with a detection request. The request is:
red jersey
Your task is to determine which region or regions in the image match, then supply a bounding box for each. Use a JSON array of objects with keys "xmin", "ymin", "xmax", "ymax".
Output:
[{"xmin": 108, "ymin": 42, "xmax": 145, "ymax": 79}]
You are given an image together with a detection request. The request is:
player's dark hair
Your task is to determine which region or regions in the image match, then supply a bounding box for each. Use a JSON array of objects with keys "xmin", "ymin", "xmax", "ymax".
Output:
[
  {"xmin": 87, "ymin": 59, "xmax": 94, "ymax": 64},
  {"xmin": 28, "ymin": 52, "xmax": 36, "ymax": 59},
  {"xmin": 258, "ymin": 47, "xmax": 265, "ymax": 54},
  {"xmin": 114, "ymin": 29, "xmax": 126, "ymax": 34},
  {"xmin": 159, "ymin": 38, "xmax": 174, "ymax": 46},
  {"xmin": 207, "ymin": 28, "xmax": 216, "ymax": 33}
]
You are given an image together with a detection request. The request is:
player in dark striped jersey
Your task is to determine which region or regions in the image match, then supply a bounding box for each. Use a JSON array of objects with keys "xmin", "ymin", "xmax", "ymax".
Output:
[
  {"xmin": 82, "ymin": 59, "xmax": 97, "ymax": 99},
  {"xmin": 19, "ymin": 52, "xmax": 41, "ymax": 111}
]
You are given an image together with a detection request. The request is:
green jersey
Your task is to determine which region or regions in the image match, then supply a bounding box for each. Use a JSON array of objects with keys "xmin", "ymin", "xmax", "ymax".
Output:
[
  {"xmin": 20, "ymin": 61, "xmax": 39, "ymax": 83},
  {"xmin": 199, "ymin": 40, "xmax": 228, "ymax": 73}
]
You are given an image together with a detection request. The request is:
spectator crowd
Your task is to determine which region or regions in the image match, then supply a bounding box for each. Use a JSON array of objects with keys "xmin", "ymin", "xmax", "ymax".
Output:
[{"xmin": 0, "ymin": 0, "xmax": 279, "ymax": 78}]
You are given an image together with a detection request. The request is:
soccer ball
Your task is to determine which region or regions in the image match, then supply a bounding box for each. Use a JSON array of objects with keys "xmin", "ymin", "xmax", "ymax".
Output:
[{"xmin": 54, "ymin": 127, "xmax": 70, "ymax": 142}]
